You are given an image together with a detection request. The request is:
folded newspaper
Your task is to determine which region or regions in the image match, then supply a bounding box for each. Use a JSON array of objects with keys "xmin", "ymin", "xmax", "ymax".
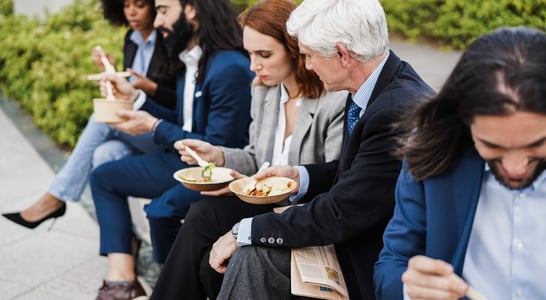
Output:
[{"xmin": 290, "ymin": 245, "xmax": 349, "ymax": 300}]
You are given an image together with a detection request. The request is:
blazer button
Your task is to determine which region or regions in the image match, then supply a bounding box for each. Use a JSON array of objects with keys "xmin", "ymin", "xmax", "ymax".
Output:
[
  {"xmin": 276, "ymin": 237, "xmax": 283, "ymax": 245},
  {"xmin": 260, "ymin": 237, "xmax": 267, "ymax": 243},
  {"xmin": 268, "ymin": 237, "xmax": 275, "ymax": 244}
]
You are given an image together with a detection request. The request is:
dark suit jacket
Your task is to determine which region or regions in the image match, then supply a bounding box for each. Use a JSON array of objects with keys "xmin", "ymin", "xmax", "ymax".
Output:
[
  {"xmin": 250, "ymin": 51, "xmax": 434, "ymax": 299},
  {"xmin": 141, "ymin": 49, "xmax": 254, "ymax": 152},
  {"xmin": 374, "ymin": 149, "xmax": 485, "ymax": 299},
  {"xmin": 123, "ymin": 29, "xmax": 176, "ymax": 109}
]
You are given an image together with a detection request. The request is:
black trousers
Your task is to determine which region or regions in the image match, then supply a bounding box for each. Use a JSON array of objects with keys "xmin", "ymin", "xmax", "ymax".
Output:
[{"xmin": 150, "ymin": 196, "xmax": 277, "ymax": 300}]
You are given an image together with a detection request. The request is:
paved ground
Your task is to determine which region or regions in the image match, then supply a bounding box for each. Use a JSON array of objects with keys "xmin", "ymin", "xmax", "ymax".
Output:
[{"xmin": 0, "ymin": 39, "xmax": 460, "ymax": 299}]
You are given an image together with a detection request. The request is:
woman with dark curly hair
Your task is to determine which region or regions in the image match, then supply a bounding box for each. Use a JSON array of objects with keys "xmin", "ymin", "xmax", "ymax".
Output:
[{"xmin": 3, "ymin": 0, "xmax": 176, "ymax": 240}]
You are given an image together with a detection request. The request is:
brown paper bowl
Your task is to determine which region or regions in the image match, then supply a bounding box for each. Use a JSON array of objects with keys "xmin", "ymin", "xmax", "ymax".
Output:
[
  {"xmin": 229, "ymin": 176, "xmax": 297, "ymax": 204},
  {"xmin": 173, "ymin": 167, "xmax": 234, "ymax": 191},
  {"xmin": 93, "ymin": 98, "xmax": 132, "ymax": 123}
]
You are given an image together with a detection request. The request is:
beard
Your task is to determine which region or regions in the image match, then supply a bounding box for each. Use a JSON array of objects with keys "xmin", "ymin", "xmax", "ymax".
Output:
[
  {"xmin": 159, "ymin": 12, "xmax": 194, "ymax": 58},
  {"xmin": 488, "ymin": 159, "xmax": 546, "ymax": 190}
]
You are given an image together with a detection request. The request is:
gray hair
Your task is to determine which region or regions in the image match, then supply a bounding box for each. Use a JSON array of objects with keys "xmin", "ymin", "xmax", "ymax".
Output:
[{"xmin": 286, "ymin": 0, "xmax": 389, "ymax": 62}]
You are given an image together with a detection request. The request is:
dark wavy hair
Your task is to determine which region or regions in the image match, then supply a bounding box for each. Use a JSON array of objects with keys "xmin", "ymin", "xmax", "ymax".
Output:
[
  {"xmin": 100, "ymin": 0, "xmax": 156, "ymax": 26},
  {"xmin": 238, "ymin": 0, "xmax": 324, "ymax": 99},
  {"xmin": 397, "ymin": 27, "xmax": 546, "ymax": 180},
  {"xmin": 180, "ymin": 0, "xmax": 246, "ymax": 83}
]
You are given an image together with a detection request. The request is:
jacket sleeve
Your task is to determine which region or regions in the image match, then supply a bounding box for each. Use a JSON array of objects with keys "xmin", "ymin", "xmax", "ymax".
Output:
[
  {"xmin": 153, "ymin": 61, "xmax": 252, "ymax": 151},
  {"xmin": 374, "ymin": 163, "xmax": 427, "ymax": 300},
  {"xmin": 251, "ymin": 105, "xmax": 401, "ymax": 246}
]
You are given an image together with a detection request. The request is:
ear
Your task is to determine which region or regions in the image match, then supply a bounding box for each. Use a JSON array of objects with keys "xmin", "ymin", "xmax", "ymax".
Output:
[
  {"xmin": 335, "ymin": 43, "xmax": 353, "ymax": 68},
  {"xmin": 184, "ymin": 3, "xmax": 197, "ymax": 21}
]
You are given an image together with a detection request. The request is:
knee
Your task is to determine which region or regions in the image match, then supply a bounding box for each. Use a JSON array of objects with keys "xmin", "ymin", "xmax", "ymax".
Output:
[
  {"xmin": 92, "ymin": 141, "xmax": 132, "ymax": 168},
  {"xmin": 89, "ymin": 163, "xmax": 112, "ymax": 190}
]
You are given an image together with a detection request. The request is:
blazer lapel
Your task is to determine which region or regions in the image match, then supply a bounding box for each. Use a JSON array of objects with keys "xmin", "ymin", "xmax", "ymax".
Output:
[
  {"xmin": 124, "ymin": 35, "xmax": 137, "ymax": 71},
  {"xmin": 368, "ymin": 50, "xmax": 401, "ymax": 107},
  {"xmin": 289, "ymin": 97, "xmax": 317, "ymax": 164},
  {"xmin": 176, "ymin": 76, "xmax": 186, "ymax": 125},
  {"xmin": 450, "ymin": 149, "xmax": 485, "ymax": 274},
  {"xmin": 262, "ymin": 87, "xmax": 280, "ymax": 162}
]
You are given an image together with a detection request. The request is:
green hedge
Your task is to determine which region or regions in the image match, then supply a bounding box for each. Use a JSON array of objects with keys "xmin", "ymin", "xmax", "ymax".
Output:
[
  {"xmin": 0, "ymin": 0, "xmax": 544, "ymax": 148},
  {"xmin": 381, "ymin": 0, "xmax": 546, "ymax": 49},
  {"xmin": 0, "ymin": 0, "xmax": 125, "ymax": 147}
]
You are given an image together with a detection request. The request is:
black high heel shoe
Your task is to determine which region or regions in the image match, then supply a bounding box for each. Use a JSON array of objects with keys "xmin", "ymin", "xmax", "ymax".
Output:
[{"xmin": 2, "ymin": 202, "xmax": 66, "ymax": 230}]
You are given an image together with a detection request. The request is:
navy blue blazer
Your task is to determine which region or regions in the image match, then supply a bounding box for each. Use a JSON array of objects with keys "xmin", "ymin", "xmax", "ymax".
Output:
[
  {"xmin": 374, "ymin": 149, "xmax": 485, "ymax": 299},
  {"xmin": 140, "ymin": 50, "xmax": 253, "ymax": 151},
  {"xmin": 250, "ymin": 51, "xmax": 434, "ymax": 299}
]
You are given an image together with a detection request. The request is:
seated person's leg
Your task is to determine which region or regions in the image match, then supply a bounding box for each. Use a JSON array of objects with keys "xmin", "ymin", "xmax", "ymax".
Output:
[
  {"xmin": 115, "ymin": 131, "xmax": 163, "ymax": 154},
  {"xmin": 92, "ymin": 140, "xmax": 133, "ymax": 167},
  {"xmin": 50, "ymin": 115, "xmax": 122, "ymax": 202},
  {"xmin": 91, "ymin": 152, "xmax": 183, "ymax": 259},
  {"xmin": 217, "ymin": 246, "xmax": 292, "ymax": 300},
  {"xmin": 150, "ymin": 196, "xmax": 277, "ymax": 300},
  {"xmin": 146, "ymin": 184, "xmax": 200, "ymax": 263}
]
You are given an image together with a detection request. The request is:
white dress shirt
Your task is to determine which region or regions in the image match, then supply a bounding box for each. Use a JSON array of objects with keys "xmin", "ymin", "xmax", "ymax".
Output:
[{"xmin": 179, "ymin": 46, "xmax": 203, "ymax": 132}]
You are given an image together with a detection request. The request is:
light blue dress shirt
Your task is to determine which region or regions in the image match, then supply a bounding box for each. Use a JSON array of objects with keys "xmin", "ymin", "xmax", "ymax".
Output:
[
  {"xmin": 463, "ymin": 166, "xmax": 546, "ymax": 299},
  {"xmin": 402, "ymin": 167, "xmax": 546, "ymax": 300},
  {"xmin": 236, "ymin": 52, "xmax": 390, "ymax": 246},
  {"xmin": 128, "ymin": 30, "xmax": 156, "ymax": 82}
]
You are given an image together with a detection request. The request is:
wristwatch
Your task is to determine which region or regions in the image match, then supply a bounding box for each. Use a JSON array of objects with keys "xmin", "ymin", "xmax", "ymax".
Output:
[{"xmin": 231, "ymin": 222, "xmax": 240, "ymax": 240}]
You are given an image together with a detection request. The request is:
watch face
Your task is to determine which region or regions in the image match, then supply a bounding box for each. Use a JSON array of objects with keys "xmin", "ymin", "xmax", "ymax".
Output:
[{"xmin": 232, "ymin": 222, "xmax": 240, "ymax": 237}]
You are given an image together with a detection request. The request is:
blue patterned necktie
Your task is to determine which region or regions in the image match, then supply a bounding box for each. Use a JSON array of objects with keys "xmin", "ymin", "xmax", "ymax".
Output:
[{"xmin": 347, "ymin": 99, "xmax": 362, "ymax": 135}]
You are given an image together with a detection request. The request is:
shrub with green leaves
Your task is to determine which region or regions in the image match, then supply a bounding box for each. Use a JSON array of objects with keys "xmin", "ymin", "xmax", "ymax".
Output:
[
  {"xmin": 0, "ymin": 0, "xmax": 12, "ymax": 17},
  {"xmin": 382, "ymin": 0, "xmax": 546, "ymax": 49},
  {"xmin": 0, "ymin": 0, "xmax": 125, "ymax": 147},
  {"xmin": 1, "ymin": 0, "xmax": 544, "ymax": 149}
]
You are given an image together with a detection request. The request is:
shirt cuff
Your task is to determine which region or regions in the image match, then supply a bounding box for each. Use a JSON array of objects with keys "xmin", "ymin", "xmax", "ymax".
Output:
[
  {"xmin": 288, "ymin": 165, "xmax": 309, "ymax": 203},
  {"xmin": 132, "ymin": 90, "xmax": 146, "ymax": 110},
  {"xmin": 236, "ymin": 217, "xmax": 253, "ymax": 246},
  {"xmin": 403, "ymin": 283, "xmax": 410, "ymax": 300}
]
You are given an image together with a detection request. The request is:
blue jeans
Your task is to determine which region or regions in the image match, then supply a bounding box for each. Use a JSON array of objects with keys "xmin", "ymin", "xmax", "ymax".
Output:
[{"xmin": 48, "ymin": 115, "xmax": 163, "ymax": 202}]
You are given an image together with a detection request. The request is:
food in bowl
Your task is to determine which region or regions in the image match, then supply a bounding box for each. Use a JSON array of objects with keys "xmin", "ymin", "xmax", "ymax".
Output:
[
  {"xmin": 178, "ymin": 163, "xmax": 216, "ymax": 183},
  {"xmin": 173, "ymin": 167, "xmax": 234, "ymax": 191},
  {"xmin": 229, "ymin": 176, "xmax": 297, "ymax": 204},
  {"xmin": 244, "ymin": 180, "xmax": 294, "ymax": 197}
]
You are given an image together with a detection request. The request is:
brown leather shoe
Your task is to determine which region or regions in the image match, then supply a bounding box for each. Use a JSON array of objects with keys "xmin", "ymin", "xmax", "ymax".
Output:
[{"xmin": 96, "ymin": 280, "xmax": 147, "ymax": 300}]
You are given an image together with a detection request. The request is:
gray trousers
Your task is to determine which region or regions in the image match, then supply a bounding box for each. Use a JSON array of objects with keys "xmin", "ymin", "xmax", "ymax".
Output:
[{"xmin": 217, "ymin": 246, "xmax": 315, "ymax": 300}]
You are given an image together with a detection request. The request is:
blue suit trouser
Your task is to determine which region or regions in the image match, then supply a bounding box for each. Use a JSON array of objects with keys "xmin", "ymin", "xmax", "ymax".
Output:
[{"xmin": 90, "ymin": 150, "xmax": 201, "ymax": 263}]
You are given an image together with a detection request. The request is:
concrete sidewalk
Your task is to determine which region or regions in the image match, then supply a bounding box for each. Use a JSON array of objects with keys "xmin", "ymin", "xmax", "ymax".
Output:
[
  {"xmin": 0, "ymin": 40, "xmax": 460, "ymax": 299},
  {"xmin": 0, "ymin": 102, "xmax": 107, "ymax": 299}
]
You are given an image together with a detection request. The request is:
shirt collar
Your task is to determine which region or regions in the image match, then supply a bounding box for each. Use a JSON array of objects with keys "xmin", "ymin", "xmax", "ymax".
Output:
[
  {"xmin": 484, "ymin": 162, "xmax": 546, "ymax": 191},
  {"xmin": 351, "ymin": 51, "xmax": 389, "ymax": 111},
  {"xmin": 279, "ymin": 84, "xmax": 302, "ymax": 106},
  {"xmin": 130, "ymin": 30, "xmax": 157, "ymax": 45},
  {"xmin": 178, "ymin": 45, "xmax": 203, "ymax": 66}
]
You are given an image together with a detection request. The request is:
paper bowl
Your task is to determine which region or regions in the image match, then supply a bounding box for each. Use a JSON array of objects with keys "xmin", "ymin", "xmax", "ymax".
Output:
[
  {"xmin": 93, "ymin": 98, "xmax": 132, "ymax": 123},
  {"xmin": 173, "ymin": 167, "xmax": 234, "ymax": 191},
  {"xmin": 229, "ymin": 176, "xmax": 297, "ymax": 204}
]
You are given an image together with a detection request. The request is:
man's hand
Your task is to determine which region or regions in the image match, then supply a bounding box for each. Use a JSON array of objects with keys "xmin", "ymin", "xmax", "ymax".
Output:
[
  {"xmin": 402, "ymin": 255, "xmax": 468, "ymax": 300},
  {"xmin": 102, "ymin": 74, "xmax": 139, "ymax": 101},
  {"xmin": 252, "ymin": 165, "xmax": 300, "ymax": 193},
  {"xmin": 128, "ymin": 68, "xmax": 158, "ymax": 97},
  {"xmin": 209, "ymin": 231, "xmax": 239, "ymax": 274},
  {"xmin": 174, "ymin": 139, "xmax": 225, "ymax": 166},
  {"xmin": 110, "ymin": 110, "xmax": 157, "ymax": 135}
]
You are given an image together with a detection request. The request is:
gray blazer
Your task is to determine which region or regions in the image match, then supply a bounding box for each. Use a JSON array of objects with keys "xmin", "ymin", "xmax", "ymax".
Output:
[{"xmin": 221, "ymin": 85, "xmax": 346, "ymax": 175}]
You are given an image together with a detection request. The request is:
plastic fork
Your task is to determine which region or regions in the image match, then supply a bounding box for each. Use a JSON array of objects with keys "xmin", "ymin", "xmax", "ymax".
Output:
[
  {"xmin": 184, "ymin": 146, "xmax": 210, "ymax": 168},
  {"xmin": 242, "ymin": 161, "xmax": 271, "ymax": 194}
]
